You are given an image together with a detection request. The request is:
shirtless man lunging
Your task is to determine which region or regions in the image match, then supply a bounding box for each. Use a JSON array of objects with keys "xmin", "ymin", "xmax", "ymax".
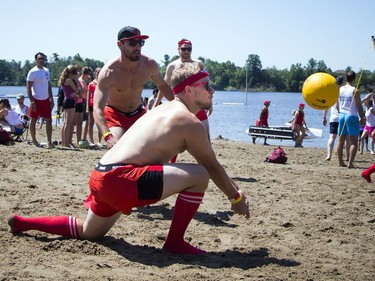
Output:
[
  {"xmin": 8, "ymin": 62, "xmax": 250, "ymax": 255},
  {"xmin": 94, "ymin": 26, "xmax": 174, "ymax": 148}
]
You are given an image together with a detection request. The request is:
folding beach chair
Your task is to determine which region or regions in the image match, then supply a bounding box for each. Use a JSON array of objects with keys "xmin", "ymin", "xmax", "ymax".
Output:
[{"xmin": 11, "ymin": 115, "xmax": 29, "ymax": 142}]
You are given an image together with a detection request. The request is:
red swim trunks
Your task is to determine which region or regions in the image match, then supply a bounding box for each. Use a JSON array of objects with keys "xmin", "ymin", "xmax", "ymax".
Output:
[
  {"xmin": 29, "ymin": 98, "xmax": 52, "ymax": 119},
  {"xmin": 104, "ymin": 104, "xmax": 146, "ymax": 130},
  {"xmin": 85, "ymin": 163, "xmax": 164, "ymax": 217}
]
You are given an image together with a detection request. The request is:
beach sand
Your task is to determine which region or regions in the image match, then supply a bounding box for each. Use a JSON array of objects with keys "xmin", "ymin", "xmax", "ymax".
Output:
[{"xmin": 0, "ymin": 128, "xmax": 374, "ymax": 280}]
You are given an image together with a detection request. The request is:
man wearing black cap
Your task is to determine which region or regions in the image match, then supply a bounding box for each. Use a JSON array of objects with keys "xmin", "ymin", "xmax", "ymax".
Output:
[{"xmin": 94, "ymin": 26, "xmax": 174, "ymax": 149}]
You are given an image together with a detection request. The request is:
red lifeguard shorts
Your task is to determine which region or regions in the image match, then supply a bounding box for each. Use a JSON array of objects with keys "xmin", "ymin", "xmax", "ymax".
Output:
[
  {"xmin": 104, "ymin": 104, "xmax": 146, "ymax": 130},
  {"xmin": 85, "ymin": 163, "xmax": 164, "ymax": 217},
  {"xmin": 29, "ymin": 98, "xmax": 52, "ymax": 119}
]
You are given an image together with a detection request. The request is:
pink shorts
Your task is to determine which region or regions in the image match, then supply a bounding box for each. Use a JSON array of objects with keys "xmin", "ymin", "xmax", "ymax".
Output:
[
  {"xmin": 29, "ymin": 98, "xmax": 52, "ymax": 119},
  {"xmin": 104, "ymin": 104, "xmax": 146, "ymax": 130},
  {"xmin": 365, "ymin": 125, "xmax": 375, "ymax": 136}
]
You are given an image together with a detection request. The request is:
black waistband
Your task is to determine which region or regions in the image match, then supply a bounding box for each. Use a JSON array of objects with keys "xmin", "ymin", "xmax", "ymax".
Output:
[
  {"xmin": 95, "ymin": 162, "xmax": 126, "ymax": 172},
  {"xmin": 106, "ymin": 104, "xmax": 144, "ymax": 117}
]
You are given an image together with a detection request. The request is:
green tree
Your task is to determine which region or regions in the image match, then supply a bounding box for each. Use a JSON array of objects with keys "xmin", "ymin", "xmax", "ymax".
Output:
[
  {"xmin": 288, "ymin": 63, "xmax": 306, "ymax": 92},
  {"xmin": 246, "ymin": 54, "xmax": 262, "ymax": 88}
]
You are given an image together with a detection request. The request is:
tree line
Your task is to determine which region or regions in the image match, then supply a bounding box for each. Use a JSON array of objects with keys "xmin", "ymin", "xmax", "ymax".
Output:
[{"xmin": 1, "ymin": 53, "xmax": 374, "ymax": 93}]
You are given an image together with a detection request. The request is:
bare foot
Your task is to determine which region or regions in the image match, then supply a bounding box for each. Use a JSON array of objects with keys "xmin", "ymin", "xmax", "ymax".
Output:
[
  {"xmin": 32, "ymin": 141, "xmax": 42, "ymax": 148},
  {"xmin": 46, "ymin": 142, "xmax": 55, "ymax": 149},
  {"xmin": 325, "ymin": 156, "xmax": 331, "ymax": 161},
  {"xmin": 338, "ymin": 162, "xmax": 346, "ymax": 167}
]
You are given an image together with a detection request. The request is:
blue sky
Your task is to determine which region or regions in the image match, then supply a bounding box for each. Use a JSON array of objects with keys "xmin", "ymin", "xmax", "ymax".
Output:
[{"xmin": 1, "ymin": 0, "xmax": 374, "ymax": 72}]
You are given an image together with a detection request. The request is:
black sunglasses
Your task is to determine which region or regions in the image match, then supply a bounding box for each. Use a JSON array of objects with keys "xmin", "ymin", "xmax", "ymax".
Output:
[
  {"xmin": 181, "ymin": 47, "xmax": 192, "ymax": 52},
  {"xmin": 122, "ymin": 39, "xmax": 145, "ymax": 47},
  {"xmin": 191, "ymin": 81, "xmax": 212, "ymax": 92}
]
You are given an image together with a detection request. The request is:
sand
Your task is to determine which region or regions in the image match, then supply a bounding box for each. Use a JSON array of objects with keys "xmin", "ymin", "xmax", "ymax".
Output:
[{"xmin": 0, "ymin": 127, "xmax": 374, "ymax": 280}]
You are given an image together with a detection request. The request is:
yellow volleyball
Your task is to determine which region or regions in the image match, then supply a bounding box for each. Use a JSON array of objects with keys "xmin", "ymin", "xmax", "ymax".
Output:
[{"xmin": 302, "ymin": 72, "xmax": 339, "ymax": 110}]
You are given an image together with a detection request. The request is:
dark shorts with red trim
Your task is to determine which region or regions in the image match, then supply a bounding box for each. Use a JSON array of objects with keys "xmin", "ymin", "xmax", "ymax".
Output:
[
  {"xmin": 86, "ymin": 163, "xmax": 164, "ymax": 217},
  {"xmin": 104, "ymin": 104, "xmax": 146, "ymax": 130}
]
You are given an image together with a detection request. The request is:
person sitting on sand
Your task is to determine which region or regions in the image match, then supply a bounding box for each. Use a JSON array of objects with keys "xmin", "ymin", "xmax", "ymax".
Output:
[
  {"xmin": 0, "ymin": 98, "xmax": 25, "ymax": 135},
  {"xmin": 7, "ymin": 62, "xmax": 250, "ymax": 255}
]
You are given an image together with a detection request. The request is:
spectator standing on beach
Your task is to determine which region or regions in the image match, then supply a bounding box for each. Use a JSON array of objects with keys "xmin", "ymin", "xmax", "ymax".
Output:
[
  {"xmin": 358, "ymin": 87, "xmax": 374, "ymax": 153},
  {"xmin": 73, "ymin": 67, "xmax": 90, "ymax": 145},
  {"xmin": 58, "ymin": 65, "xmax": 80, "ymax": 148},
  {"xmin": 147, "ymin": 88, "xmax": 158, "ymax": 110},
  {"xmin": 8, "ymin": 62, "xmax": 250, "ymax": 255},
  {"xmin": 94, "ymin": 26, "xmax": 174, "ymax": 149},
  {"xmin": 292, "ymin": 103, "xmax": 307, "ymax": 148},
  {"xmin": 253, "ymin": 100, "xmax": 271, "ymax": 145},
  {"xmin": 79, "ymin": 67, "xmax": 92, "ymax": 142},
  {"xmin": 323, "ymin": 102, "xmax": 340, "ymax": 160},
  {"xmin": 87, "ymin": 67, "xmax": 102, "ymax": 146},
  {"xmin": 26, "ymin": 52, "xmax": 54, "ymax": 148},
  {"xmin": 14, "ymin": 94, "xmax": 30, "ymax": 117},
  {"xmin": 337, "ymin": 71, "xmax": 365, "ymax": 168},
  {"xmin": 359, "ymin": 99, "xmax": 375, "ymax": 154}
]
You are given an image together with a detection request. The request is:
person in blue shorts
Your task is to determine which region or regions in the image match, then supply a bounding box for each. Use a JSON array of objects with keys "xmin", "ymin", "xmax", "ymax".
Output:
[{"xmin": 336, "ymin": 71, "xmax": 365, "ymax": 168}]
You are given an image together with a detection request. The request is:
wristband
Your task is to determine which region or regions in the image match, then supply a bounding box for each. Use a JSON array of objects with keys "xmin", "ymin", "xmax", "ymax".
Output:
[
  {"xmin": 103, "ymin": 131, "xmax": 113, "ymax": 142},
  {"xmin": 230, "ymin": 194, "xmax": 243, "ymax": 205}
]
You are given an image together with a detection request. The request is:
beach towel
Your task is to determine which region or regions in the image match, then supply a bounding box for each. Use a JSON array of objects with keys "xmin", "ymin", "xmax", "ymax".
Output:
[{"xmin": 265, "ymin": 146, "xmax": 287, "ymax": 164}]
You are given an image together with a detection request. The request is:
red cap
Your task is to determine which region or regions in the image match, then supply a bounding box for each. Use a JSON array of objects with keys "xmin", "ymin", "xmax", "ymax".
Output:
[
  {"xmin": 178, "ymin": 39, "xmax": 192, "ymax": 48},
  {"xmin": 299, "ymin": 103, "xmax": 305, "ymax": 108},
  {"xmin": 264, "ymin": 100, "xmax": 271, "ymax": 106}
]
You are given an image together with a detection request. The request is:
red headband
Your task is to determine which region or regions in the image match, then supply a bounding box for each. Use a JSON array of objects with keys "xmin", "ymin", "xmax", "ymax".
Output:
[
  {"xmin": 173, "ymin": 70, "xmax": 209, "ymax": 95},
  {"xmin": 178, "ymin": 40, "xmax": 192, "ymax": 48}
]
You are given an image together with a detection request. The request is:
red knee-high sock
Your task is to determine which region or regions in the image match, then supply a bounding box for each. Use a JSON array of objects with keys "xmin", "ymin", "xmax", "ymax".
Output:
[
  {"xmin": 163, "ymin": 191, "xmax": 205, "ymax": 255},
  {"xmin": 362, "ymin": 163, "xmax": 375, "ymax": 183},
  {"xmin": 9, "ymin": 215, "xmax": 79, "ymax": 238}
]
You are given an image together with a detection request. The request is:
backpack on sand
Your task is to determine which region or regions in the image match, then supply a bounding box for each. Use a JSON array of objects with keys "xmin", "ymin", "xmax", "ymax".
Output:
[
  {"xmin": 0, "ymin": 127, "xmax": 12, "ymax": 145},
  {"xmin": 265, "ymin": 146, "xmax": 287, "ymax": 164}
]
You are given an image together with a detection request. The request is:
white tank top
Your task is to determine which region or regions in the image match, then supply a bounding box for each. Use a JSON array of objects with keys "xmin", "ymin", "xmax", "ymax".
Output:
[
  {"xmin": 339, "ymin": 85, "xmax": 358, "ymax": 116},
  {"xmin": 365, "ymin": 107, "xmax": 375, "ymax": 127},
  {"xmin": 329, "ymin": 102, "xmax": 339, "ymax": 122}
]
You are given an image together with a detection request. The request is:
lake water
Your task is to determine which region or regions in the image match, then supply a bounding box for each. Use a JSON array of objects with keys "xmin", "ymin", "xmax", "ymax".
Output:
[{"xmin": 0, "ymin": 86, "xmax": 332, "ymax": 149}]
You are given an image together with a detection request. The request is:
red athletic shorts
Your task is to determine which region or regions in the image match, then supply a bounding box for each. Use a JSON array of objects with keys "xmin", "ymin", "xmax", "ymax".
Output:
[
  {"xmin": 29, "ymin": 98, "xmax": 52, "ymax": 119},
  {"xmin": 104, "ymin": 104, "xmax": 146, "ymax": 130},
  {"xmin": 85, "ymin": 163, "xmax": 164, "ymax": 217}
]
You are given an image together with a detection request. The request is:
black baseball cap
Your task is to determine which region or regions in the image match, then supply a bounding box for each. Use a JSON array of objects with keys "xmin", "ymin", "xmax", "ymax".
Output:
[{"xmin": 117, "ymin": 26, "xmax": 149, "ymax": 41}]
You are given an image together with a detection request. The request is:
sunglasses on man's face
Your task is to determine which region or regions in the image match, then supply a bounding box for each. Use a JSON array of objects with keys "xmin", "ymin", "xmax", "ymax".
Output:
[
  {"xmin": 180, "ymin": 47, "xmax": 192, "ymax": 52},
  {"xmin": 191, "ymin": 81, "xmax": 212, "ymax": 92},
  {"xmin": 122, "ymin": 39, "xmax": 145, "ymax": 47}
]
